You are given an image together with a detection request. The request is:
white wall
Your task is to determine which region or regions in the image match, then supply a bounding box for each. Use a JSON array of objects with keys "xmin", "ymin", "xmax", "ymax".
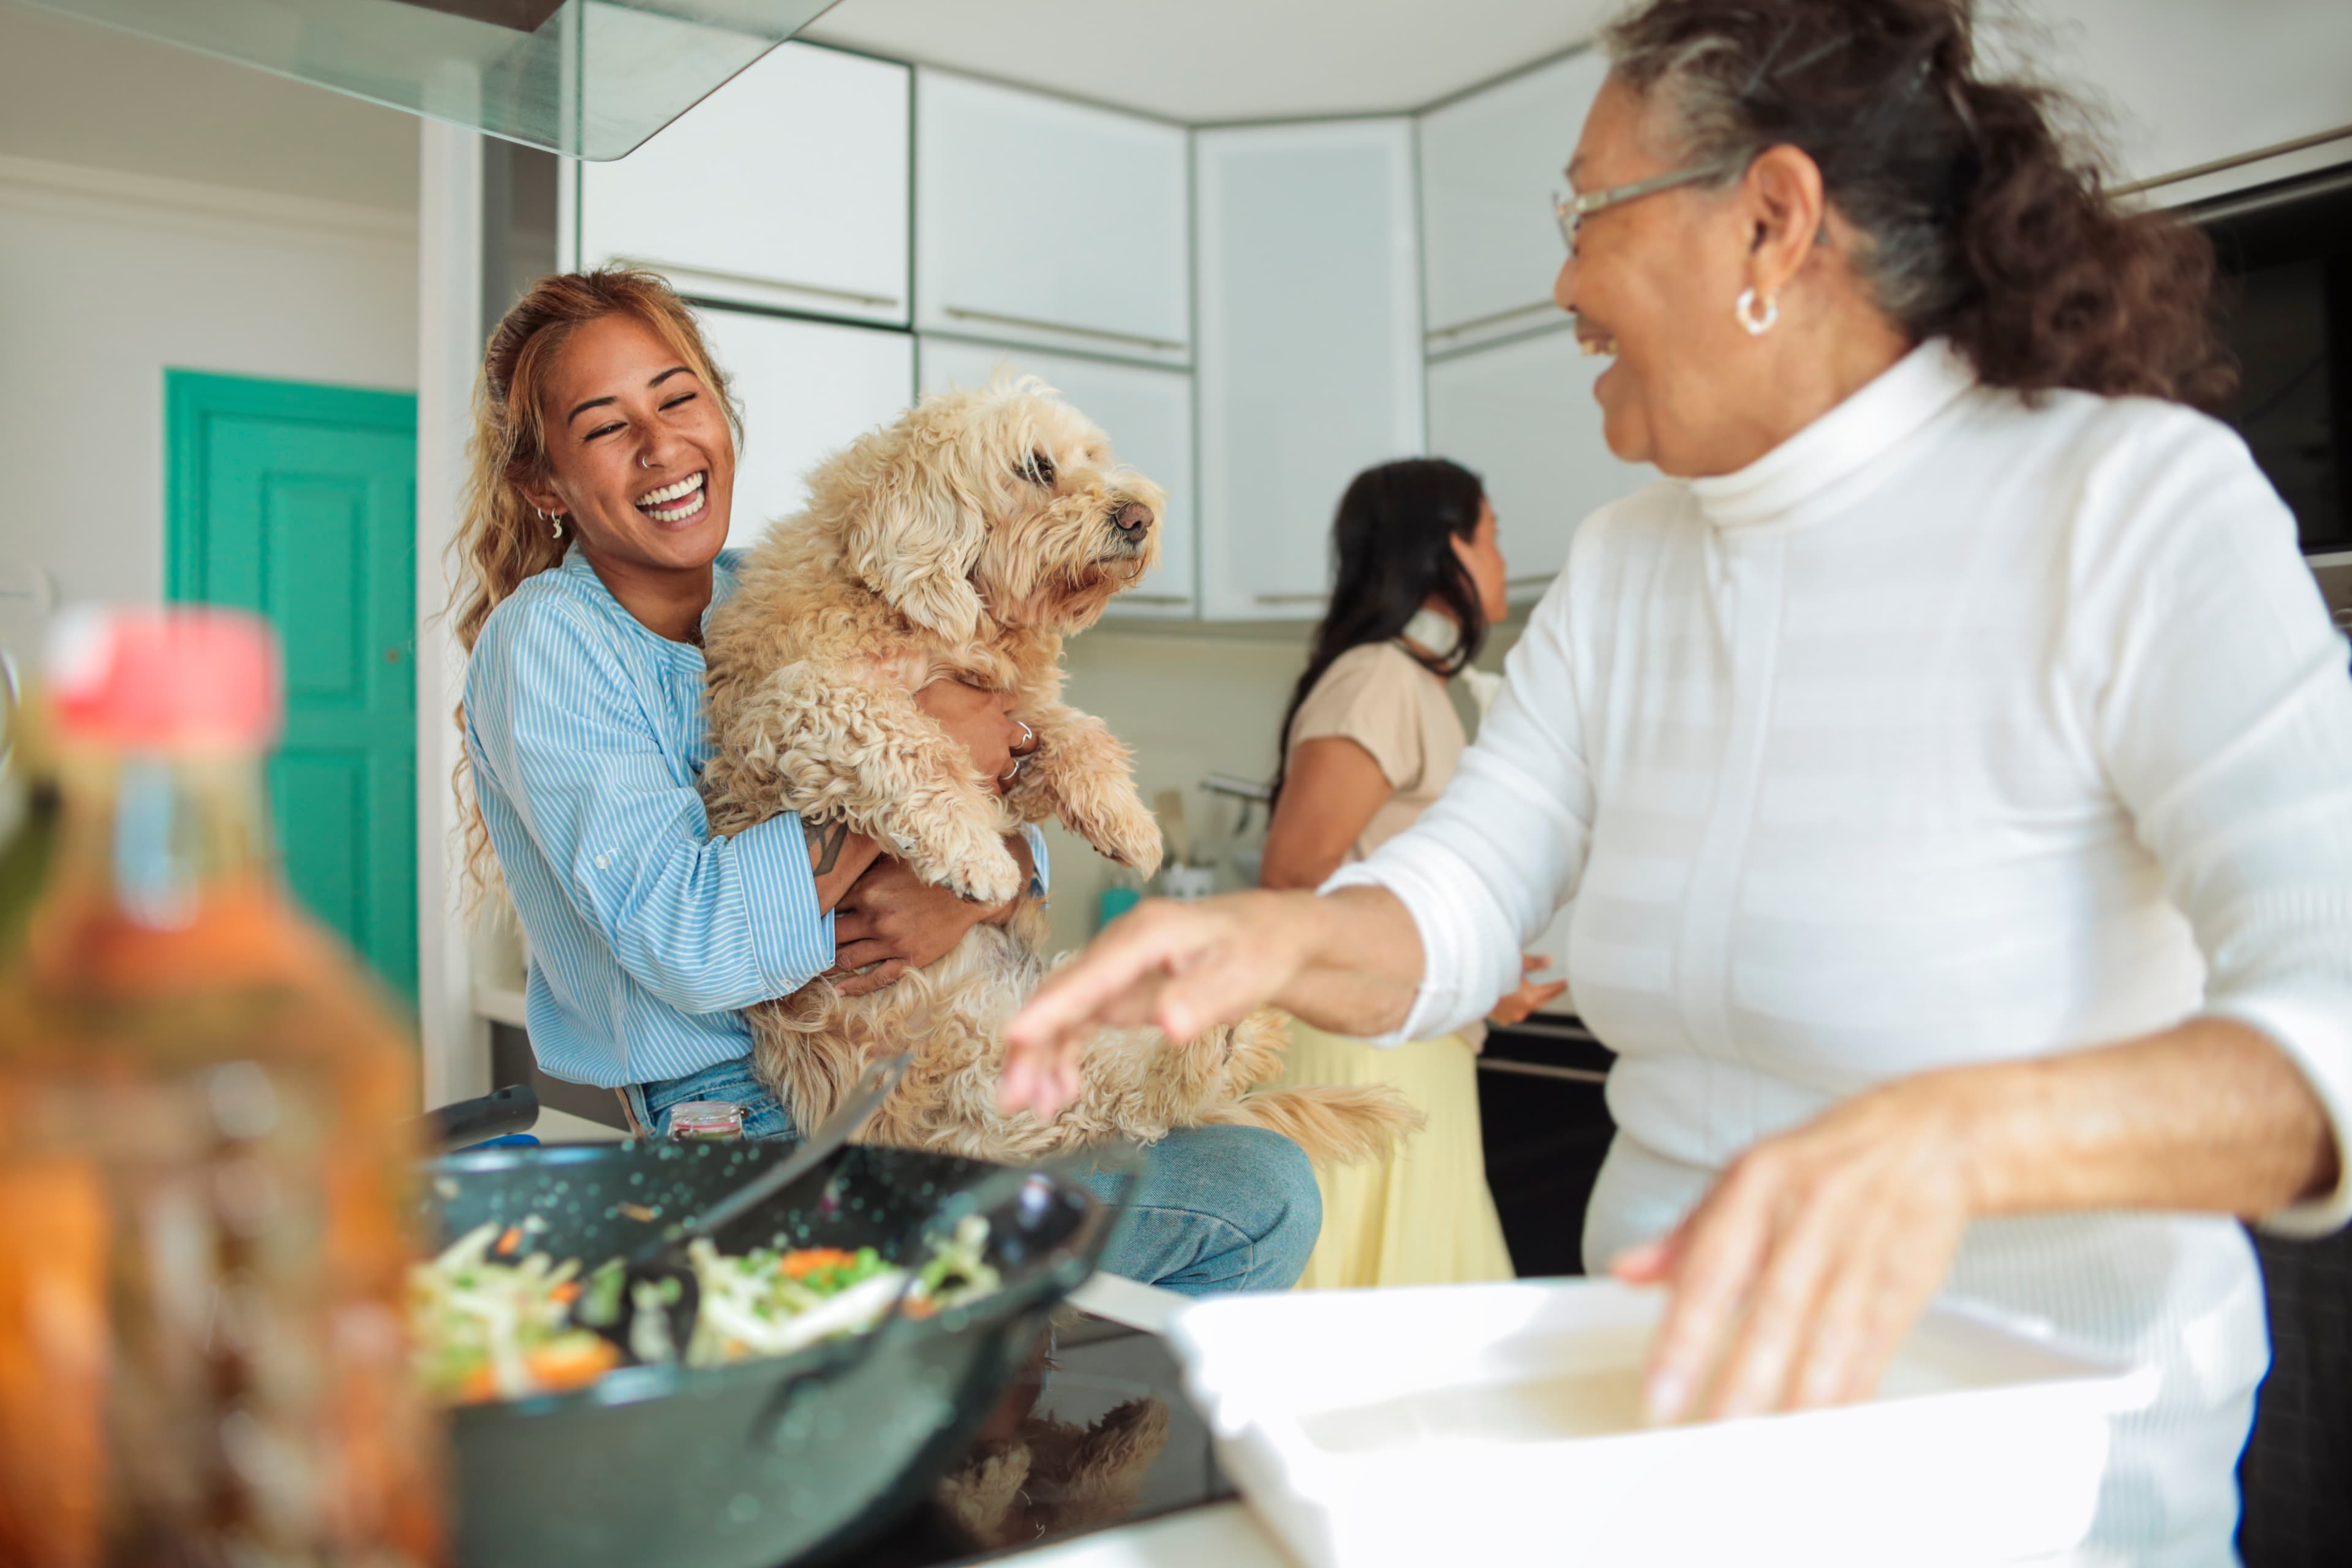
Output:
[
  {"xmin": 0, "ymin": 155, "xmax": 418, "ymax": 659},
  {"xmin": 1036, "ymin": 611, "xmax": 1529, "ymax": 956}
]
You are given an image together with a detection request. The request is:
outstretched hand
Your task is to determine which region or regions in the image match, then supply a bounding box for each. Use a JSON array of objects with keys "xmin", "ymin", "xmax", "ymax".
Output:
[{"xmin": 1000, "ymin": 891, "xmax": 1322, "ymax": 1117}]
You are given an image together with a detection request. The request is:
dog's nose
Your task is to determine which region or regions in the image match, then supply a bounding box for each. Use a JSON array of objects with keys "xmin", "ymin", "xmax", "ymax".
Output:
[{"xmin": 1112, "ymin": 502, "xmax": 1154, "ymax": 535}]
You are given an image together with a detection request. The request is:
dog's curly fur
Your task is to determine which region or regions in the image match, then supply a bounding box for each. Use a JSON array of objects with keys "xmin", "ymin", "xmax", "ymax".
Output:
[{"xmin": 699, "ymin": 376, "xmax": 1419, "ymax": 1165}]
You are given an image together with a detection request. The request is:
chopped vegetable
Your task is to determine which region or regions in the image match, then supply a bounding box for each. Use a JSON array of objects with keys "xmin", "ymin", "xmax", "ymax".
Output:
[{"xmin": 409, "ymin": 1218, "xmax": 1003, "ymax": 1404}]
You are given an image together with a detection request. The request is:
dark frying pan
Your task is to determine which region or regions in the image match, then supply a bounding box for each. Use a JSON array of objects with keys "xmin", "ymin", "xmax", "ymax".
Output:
[{"xmin": 417, "ymin": 1136, "xmax": 1114, "ymax": 1568}]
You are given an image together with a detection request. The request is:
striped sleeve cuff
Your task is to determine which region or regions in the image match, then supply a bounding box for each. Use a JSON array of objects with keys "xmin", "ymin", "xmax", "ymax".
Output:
[
  {"xmin": 1022, "ymin": 824, "xmax": 1051, "ymax": 899},
  {"xmin": 2207, "ymin": 989, "xmax": 2352, "ymax": 1238},
  {"xmin": 732, "ymin": 813, "xmax": 836, "ymax": 997}
]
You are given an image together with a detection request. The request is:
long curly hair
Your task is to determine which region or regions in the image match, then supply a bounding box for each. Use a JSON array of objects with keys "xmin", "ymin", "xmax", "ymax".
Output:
[
  {"xmin": 449, "ymin": 268, "xmax": 742, "ymax": 897},
  {"xmin": 1601, "ymin": 0, "xmax": 2236, "ymax": 410}
]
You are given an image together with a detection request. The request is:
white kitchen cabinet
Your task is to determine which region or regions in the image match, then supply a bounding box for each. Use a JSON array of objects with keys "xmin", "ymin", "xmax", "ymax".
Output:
[
  {"xmin": 579, "ymin": 43, "xmax": 909, "ymax": 324},
  {"xmin": 693, "ymin": 307, "xmax": 914, "ymax": 551},
  {"xmin": 1195, "ymin": 121, "xmax": 1425, "ymax": 622},
  {"xmin": 2012, "ymin": 1, "xmax": 2352, "ymax": 198},
  {"xmin": 914, "ymin": 70, "xmax": 1191, "ymax": 366},
  {"xmin": 1426, "ymin": 325, "xmax": 1650, "ymax": 601},
  {"xmin": 1419, "ymin": 49, "xmax": 1608, "ymax": 354},
  {"xmin": 919, "ymin": 339, "xmax": 1198, "ymax": 619}
]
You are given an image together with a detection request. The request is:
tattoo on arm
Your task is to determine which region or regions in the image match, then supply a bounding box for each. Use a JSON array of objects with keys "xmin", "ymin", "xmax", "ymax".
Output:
[{"xmin": 804, "ymin": 818, "xmax": 850, "ymax": 876}]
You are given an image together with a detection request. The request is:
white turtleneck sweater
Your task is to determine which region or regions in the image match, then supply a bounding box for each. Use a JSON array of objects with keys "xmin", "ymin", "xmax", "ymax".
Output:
[{"xmin": 1330, "ymin": 339, "xmax": 2352, "ymax": 1562}]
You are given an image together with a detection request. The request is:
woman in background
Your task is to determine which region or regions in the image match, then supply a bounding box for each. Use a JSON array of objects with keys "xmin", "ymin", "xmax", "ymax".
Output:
[{"xmin": 1257, "ymin": 458, "xmax": 1564, "ymax": 1287}]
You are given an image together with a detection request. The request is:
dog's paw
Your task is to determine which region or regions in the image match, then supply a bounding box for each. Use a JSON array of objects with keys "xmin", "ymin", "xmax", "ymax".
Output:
[
  {"xmin": 929, "ymin": 840, "xmax": 1026, "ymax": 907},
  {"xmin": 1082, "ymin": 795, "xmax": 1164, "ymax": 878}
]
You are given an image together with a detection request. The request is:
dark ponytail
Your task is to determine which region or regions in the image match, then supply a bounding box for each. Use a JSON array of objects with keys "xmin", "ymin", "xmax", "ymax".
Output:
[
  {"xmin": 1603, "ymin": 0, "xmax": 2236, "ymax": 410},
  {"xmin": 1270, "ymin": 458, "xmax": 1487, "ymax": 805}
]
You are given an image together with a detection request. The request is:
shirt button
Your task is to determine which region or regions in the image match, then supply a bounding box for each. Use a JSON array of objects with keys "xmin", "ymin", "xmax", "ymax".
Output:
[{"xmin": 594, "ymin": 854, "xmax": 611, "ymax": 870}]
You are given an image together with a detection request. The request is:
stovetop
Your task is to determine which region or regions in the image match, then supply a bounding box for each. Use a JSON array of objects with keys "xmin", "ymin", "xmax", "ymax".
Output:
[{"xmin": 842, "ymin": 1313, "xmax": 1232, "ymax": 1566}]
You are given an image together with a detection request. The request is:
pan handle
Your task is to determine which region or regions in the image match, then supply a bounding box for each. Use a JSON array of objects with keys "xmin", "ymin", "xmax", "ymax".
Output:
[{"xmin": 412, "ymin": 1084, "xmax": 540, "ymax": 1152}]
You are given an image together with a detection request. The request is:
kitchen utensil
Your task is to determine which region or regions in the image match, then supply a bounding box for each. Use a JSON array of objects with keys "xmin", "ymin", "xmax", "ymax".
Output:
[
  {"xmin": 410, "ymin": 1082, "xmax": 539, "ymax": 1152},
  {"xmin": 1167, "ymin": 1278, "xmax": 2158, "ymax": 1568},
  {"xmin": 1153, "ymin": 785, "xmax": 1191, "ymax": 868},
  {"xmin": 419, "ymin": 1137, "xmax": 1117, "ymax": 1568},
  {"xmin": 570, "ymin": 1050, "xmax": 911, "ymax": 1358}
]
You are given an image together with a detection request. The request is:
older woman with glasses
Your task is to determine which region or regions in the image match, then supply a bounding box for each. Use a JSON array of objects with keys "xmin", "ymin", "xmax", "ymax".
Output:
[{"xmin": 1003, "ymin": 0, "xmax": 2352, "ymax": 1558}]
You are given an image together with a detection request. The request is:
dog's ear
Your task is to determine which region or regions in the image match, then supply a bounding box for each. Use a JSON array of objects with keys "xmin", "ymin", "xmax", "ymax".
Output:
[
  {"xmin": 845, "ymin": 491, "xmax": 987, "ymax": 643},
  {"xmin": 837, "ymin": 429, "xmax": 990, "ymax": 644}
]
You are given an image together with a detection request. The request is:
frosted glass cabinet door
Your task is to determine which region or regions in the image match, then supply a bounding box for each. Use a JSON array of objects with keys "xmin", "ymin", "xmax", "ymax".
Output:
[
  {"xmin": 1196, "ymin": 120, "xmax": 1425, "ymax": 622},
  {"xmin": 580, "ymin": 43, "xmax": 909, "ymax": 324},
  {"xmin": 694, "ymin": 308, "xmax": 914, "ymax": 552},
  {"xmin": 1425, "ymin": 327, "xmax": 1651, "ymax": 601},
  {"xmin": 915, "ymin": 70, "xmax": 1191, "ymax": 366},
  {"xmin": 1419, "ymin": 50, "xmax": 1607, "ymax": 354},
  {"xmin": 919, "ymin": 339, "xmax": 1197, "ymax": 619}
]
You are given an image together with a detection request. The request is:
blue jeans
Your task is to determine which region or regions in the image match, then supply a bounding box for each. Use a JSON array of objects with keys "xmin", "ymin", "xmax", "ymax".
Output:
[{"xmin": 620, "ymin": 1057, "xmax": 1321, "ymax": 1296}]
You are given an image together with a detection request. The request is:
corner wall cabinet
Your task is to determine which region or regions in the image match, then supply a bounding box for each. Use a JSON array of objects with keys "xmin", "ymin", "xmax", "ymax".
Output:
[
  {"xmin": 1196, "ymin": 119, "xmax": 1425, "ymax": 622},
  {"xmin": 1418, "ymin": 49, "xmax": 1607, "ymax": 355}
]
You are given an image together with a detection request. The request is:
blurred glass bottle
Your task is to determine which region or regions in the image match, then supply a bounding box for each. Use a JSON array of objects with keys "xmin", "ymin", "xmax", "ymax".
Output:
[{"xmin": 0, "ymin": 607, "xmax": 442, "ymax": 1567}]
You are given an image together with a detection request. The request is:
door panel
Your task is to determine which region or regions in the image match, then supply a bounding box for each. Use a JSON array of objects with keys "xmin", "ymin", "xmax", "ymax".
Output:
[{"xmin": 167, "ymin": 372, "xmax": 419, "ymax": 1001}]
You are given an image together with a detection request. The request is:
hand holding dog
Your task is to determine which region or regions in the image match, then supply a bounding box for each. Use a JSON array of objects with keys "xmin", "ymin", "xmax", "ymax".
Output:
[{"xmin": 831, "ymin": 835, "xmax": 1036, "ymax": 995}]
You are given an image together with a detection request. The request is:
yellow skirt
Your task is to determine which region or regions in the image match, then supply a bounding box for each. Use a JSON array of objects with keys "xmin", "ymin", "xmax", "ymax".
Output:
[{"xmin": 1274, "ymin": 1017, "xmax": 1516, "ymax": 1290}]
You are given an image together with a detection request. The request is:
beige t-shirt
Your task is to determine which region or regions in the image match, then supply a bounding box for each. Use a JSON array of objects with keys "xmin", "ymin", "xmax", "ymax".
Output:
[{"xmin": 1287, "ymin": 641, "xmax": 1466, "ymax": 866}]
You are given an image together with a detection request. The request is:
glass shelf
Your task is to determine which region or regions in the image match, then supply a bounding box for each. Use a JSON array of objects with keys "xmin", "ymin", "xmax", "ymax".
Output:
[{"xmin": 24, "ymin": 0, "xmax": 834, "ymax": 160}]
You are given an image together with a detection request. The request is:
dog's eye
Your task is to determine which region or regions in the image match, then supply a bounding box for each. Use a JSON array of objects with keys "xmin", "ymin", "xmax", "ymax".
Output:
[{"xmin": 1021, "ymin": 451, "xmax": 1057, "ymax": 488}]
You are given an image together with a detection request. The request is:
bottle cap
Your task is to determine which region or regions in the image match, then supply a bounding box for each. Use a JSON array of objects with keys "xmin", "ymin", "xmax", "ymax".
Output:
[{"xmin": 43, "ymin": 606, "xmax": 283, "ymax": 751}]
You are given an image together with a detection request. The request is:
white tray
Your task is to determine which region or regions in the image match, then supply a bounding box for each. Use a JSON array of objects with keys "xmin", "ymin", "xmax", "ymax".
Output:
[{"xmin": 1166, "ymin": 1280, "xmax": 2157, "ymax": 1568}]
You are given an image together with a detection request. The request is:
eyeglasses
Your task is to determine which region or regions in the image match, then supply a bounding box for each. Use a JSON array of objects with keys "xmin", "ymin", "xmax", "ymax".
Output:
[{"xmin": 1554, "ymin": 158, "xmax": 1748, "ymax": 253}]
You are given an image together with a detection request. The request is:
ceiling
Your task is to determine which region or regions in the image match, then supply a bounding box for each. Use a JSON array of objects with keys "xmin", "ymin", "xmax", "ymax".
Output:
[{"xmin": 805, "ymin": 0, "xmax": 1619, "ymax": 123}]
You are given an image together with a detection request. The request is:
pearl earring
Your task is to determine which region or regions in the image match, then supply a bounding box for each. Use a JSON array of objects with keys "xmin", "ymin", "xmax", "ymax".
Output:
[{"xmin": 1736, "ymin": 287, "xmax": 1779, "ymax": 336}]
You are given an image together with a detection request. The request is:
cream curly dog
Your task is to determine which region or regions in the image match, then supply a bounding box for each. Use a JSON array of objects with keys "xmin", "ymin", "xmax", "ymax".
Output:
[{"xmin": 700, "ymin": 376, "xmax": 1417, "ymax": 1166}]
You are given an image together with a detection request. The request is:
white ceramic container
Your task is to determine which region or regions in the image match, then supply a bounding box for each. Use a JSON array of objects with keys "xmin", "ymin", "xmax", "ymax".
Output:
[{"xmin": 1166, "ymin": 1279, "xmax": 2157, "ymax": 1568}]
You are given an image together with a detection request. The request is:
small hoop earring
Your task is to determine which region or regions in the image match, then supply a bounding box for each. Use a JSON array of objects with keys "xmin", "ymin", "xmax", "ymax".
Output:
[
  {"xmin": 1736, "ymin": 287, "xmax": 1779, "ymax": 336},
  {"xmin": 533, "ymin": 505, "xmax": 562, "ymax": 539}
]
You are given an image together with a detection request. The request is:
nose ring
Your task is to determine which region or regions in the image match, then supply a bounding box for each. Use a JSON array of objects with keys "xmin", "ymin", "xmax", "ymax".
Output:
[{"xmin": 639, "ymin": 455, "xmax": 656, "ymax": 469}]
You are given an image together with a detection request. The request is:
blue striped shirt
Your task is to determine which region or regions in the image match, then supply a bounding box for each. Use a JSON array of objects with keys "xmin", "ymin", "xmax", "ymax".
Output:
[{"xmin": 464, "ymin": 548, "xmax": 1046, "ymax": 1089}]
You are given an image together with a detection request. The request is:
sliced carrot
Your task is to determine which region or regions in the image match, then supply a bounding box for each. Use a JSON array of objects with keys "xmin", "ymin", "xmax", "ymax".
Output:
[
  {"xmin": 548, "ymin": 1281, "xmax": 581, "ymax": 1305},
  {"xmin": 524, "ymin": 1337, "xmax": 621, "ymax": 1391},
  {"xmin": 903, "ymin": 1298, "xmax": 940, "ymax": 1320},
  {"xmin": 493, "ymin": 1226, "xmax": 523, "ymax": 1257},
  {"xmin": 456, "ymin": 1363, "xmax": 500, "ymax": 1403},
  {"xmin": 780, "ymin": 1248, "xmax": 857, "ymax": 1281}
]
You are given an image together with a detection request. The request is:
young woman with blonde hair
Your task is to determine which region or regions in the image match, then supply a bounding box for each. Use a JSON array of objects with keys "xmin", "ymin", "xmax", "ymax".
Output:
[{"xmin": 453, "ymin": 269, "xmax": 1319, "ymax": 1292}]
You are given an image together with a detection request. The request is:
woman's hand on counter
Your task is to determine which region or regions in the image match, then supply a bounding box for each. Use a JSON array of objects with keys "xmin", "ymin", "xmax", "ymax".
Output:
[
  {"xmin": 1000, "ymin": 885, "xmax": 1424, "ymax": 1117},
  {"xmin": 1613, "ymin": 1074, "xmax": 1980, "ymax": 1426},
  {"xmin": 829, "ymin": 835, "xmax": 1036, "ymax": 997},
  {"xmin": 1613, "ymin": 1016, "xmax": 2340, "ymax": 1428}
]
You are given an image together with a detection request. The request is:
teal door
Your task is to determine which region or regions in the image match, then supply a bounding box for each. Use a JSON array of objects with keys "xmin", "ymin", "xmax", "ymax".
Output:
[{"xmin": 166, "ymin": 371, "xmax": 420, "ymax": 1002}]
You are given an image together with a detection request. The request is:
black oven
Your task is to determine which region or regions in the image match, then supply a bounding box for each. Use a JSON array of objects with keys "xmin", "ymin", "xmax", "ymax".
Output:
[{"xmin": 2194, "ymin": 164, "xmax": 2352, "ymax": 573}]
